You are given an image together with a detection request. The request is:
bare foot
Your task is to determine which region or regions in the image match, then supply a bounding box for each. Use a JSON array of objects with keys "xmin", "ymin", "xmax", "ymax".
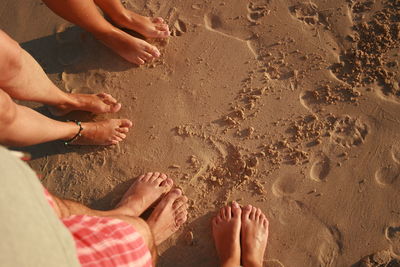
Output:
[
  {"xmin": 113, "ymin": 11, "xmax": 170, "ymax": 39},
  {"xmin": 49, "ymin": 93, "xmax": 121, "ymax": 116},
  {"xmin": 241, "ymin": 205, "xmax": 269, "ymax": 267},
  {"xmin": 146, "ymin": 188, "xmax": 188, "ymax": 245},
  {"xmin": 68, "ymin": 119, "xmax": 132, "ymax": 145},
  {"xmin": 212, "ymin": 202, "xmax": 242, "ymax": 267},
  {"xmin": 115, "ymin": 172, "xmax": 174, "ymax": 217},
  {"xmin": 97, "ymin": 28, "xmax": 160, "ymax": 65}
]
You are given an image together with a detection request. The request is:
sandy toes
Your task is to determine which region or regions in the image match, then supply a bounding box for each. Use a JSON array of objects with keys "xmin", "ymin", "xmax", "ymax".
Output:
[
  {"xmin": 212, "ymin": 202, "xmax": 242, "ymax": 267},
  {"xmin": 49, "ymin": 93, "xmax": 121, "ymax": 116},
  {"xmin": 113, "ymin": 12, "xmax": 170, "ymax": 39},
  {"xmin": 68, "ymin": 119, "xmax": 132, "ymax": 145},
  {"xmin": 241, "ymin": 205, "xmax": 269, "ymax": 267},
  {"xmin": 146, "ymin": 188, "xmax": 188, "ymax": 246},
  {"xmin": 115, "ymin": 172, "xmax": 174, "ymax": 217},
  {"xmin": 97, "ymin": 29, "xmax": 160, "ymax": 65}
]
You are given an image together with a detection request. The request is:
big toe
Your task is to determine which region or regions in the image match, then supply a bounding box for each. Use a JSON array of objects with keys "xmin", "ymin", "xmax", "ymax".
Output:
[
  {"xmin": 145, "ymin": 45, "xmax": 161, "ymax": 58},
  {"xmin": 164, "ymin": 188, "xmax": 182, "ymax": 204},
  {"xmin": 231, "ymin": 201, "xmax": 242, "ymax": 218},
  {"xmin": 119, "ymin": 119, "xmax": 133, "ymax": 128}
]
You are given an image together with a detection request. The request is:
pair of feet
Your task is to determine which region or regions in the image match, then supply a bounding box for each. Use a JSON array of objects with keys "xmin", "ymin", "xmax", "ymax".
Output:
[
  {"xmin": 94, "ymin": 8, "xmax": 170, "ymax": 65},
  {"xmin": 213, "ymin": 202, "xmax": 269, "ymax": 267},
  {"xmin": 115, "ymin": 172, "xmax": 188, "ymax": 245},
  {"xmin": 50, "ymin": 92, "xmax": 132, "ymax": 146}
]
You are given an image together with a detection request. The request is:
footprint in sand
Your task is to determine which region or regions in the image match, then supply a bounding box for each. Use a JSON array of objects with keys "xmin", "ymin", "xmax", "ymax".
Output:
[
  {"xmin": 264, "ymin": 259, "xmax": 284, "ymax": 267},
  {"xmin": 392, "ymin": 144, "xmax": 400, "ymax": 164},
  {"xmin": 386, "ymin": 226, "xmax": 400, "ymax": 256},
  {"xmin": 375, "ymin": 164, "xmax": 399, "ymax": 186},
  {"xmin": 330, "ymin": 116, "xmax": 368, "ymax": 148},
  {"xmin": 204, "ymin": 13, "xmax": 223, "ymax": 31},
  {"xmin": 310, "ymin": 154, "xmax": 331, "ymax": 182},
  {"xmin": 247, "ymin": 2, "xmax": 270, "ymax": 23},
  {"xmin": 55, "ymin": 23, "xmax": 85, "ymax": 66},
  {"xmin": 289, "ymin": 2, "xmax": 320, "ymax": 25},
  {"xmin": 272, "ymin": 174, "xmax": 301, "ymax": 197},
  {"xmin": 356, "ymin": 249, "xmax": 399, "ymax": 266},
  {"xmin": 171, "ymin": 19, "xmax": 187, "ymax": 37}
]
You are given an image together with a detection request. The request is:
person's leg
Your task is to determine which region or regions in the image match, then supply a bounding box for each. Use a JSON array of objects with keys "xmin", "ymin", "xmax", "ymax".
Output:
[
  {"xmin": 212, "ymin": 202, "xmax": 242, "ymax": 267},
  {"xmin": 41, "ymin": 0, "xmax": 161, "ymax": 65},
  {"xmin": 0, "ymin": 30, "xmax": 121, "ymax": 116},
  {"xmin": 0, "ymin": 89, "xmax": 132, "ymax": 147},
  {"xmin": 241, "ymin": 205, "xmax": 269, "ymax": 267},
  {"xmin": 93, "ymin": 0, "xmax": 170, "ymax": 38}
]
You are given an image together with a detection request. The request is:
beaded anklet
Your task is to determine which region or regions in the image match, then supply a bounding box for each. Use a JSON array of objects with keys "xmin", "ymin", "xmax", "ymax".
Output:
[{"xmin": 64, "ymin": 121, "xmax": 83, "ymax": 146}]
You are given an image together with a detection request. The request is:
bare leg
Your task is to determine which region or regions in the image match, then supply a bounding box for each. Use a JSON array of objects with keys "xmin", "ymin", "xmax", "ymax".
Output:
[
  {"xmin": 0, "ymin": 30, "xmax": 121, "ymax": 115},
  {"xmin": 115, "ymin": 172, "xmax": 174, "ymax": 217},
  {"xmin": 146, "ymin": 188, "xmax": 188, "ymax": 246},
  {"xmin": 0, "ymin": 90, "xmax": 132, "ymax": 147},
  {"xmin": 49, "ymin": 192, "xmax": 158, "ymax": 265},
  {"xmin": 212, "ymin": 202, "xmax": 242, "ymax": 267},
  {"xmin": 93, "ymin": 0, "xmax": 170, "ymax": 38},
  {"xmin": 42, "ymin": 0, "xmax": 161, "ymax": 65},
  {"xmin": 241, "ymin": 205, "xmax": 269, "ymax": 267}
]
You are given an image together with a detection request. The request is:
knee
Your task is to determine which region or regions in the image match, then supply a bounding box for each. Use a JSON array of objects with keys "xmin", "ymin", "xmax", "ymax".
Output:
[
  {"xmin": 0, "ymin": 90, "xmax": 17, "ymax": 126},
  {"xmin": 0, "ymin": 30, "xmax": 23, "ymax": 83}
]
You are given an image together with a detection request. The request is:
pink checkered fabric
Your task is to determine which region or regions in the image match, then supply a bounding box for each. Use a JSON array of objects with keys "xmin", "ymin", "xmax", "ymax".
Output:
[{"xmin": 43, "ymin": 189, "xmax": 152, "ymax": 267}]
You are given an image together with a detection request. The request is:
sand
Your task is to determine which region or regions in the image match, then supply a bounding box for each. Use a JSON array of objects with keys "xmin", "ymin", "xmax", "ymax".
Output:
[{"xmin": 1, "ymin": 0, "xmax": 399, "ymax": 266}]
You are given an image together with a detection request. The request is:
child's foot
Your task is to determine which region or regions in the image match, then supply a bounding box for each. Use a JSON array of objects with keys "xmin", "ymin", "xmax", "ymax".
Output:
[
  {"xmin": 49, "ymin": 93, "xmax": 121, "ymax": 116},
  {"xmin": 67, "ymin": 119, "xmax": 132, "ymax": 145},
  {"xmin": 147, "ymin": 188, "xmax": 188, "ymax": 245},
  {"xmin": 96, "ymin": 28, "xmax": 160, "ymax": 65},
  {"xmin": 241, "ymin": 205, "xmax": 269, "ymax": 267},
  {"xmin": 115, "ymin": 172, "xmax": 174, "ymax": 216},
  {"xmin": 212, "ymin": 202, "xmax": 242, "ymax": 267},
  {"xmin": 112, "ymin": 11, "xmax": 170, "ymax": 39}
]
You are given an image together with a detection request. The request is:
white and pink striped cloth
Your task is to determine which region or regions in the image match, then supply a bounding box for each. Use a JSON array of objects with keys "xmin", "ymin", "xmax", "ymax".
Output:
[{"xmin": 44, "ymin": 189, "xmax": 152, "ymax": 267}]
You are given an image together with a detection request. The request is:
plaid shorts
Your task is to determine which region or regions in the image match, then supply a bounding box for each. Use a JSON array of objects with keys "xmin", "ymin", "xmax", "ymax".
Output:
[{"xmin": 44, "ymin": 190, "xmax": 152, "ymax": 267}]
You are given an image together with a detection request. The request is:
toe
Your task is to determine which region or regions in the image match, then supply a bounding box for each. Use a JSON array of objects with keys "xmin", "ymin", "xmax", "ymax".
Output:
[
  {"xmin": 145, "ymin": 45, "xmax": 161, "ymax": 58},
  {"xmin": 134, "ymin": 57, "xmax": 145, "ymax": 65},
  {"xmin": 99, "ymin": 93, "xmax": 118, "ymax": 104},
  {"xmin": 116, "ymin": 132, "xmax": 126, "ymax": 139},
  {"xmin": 160, "ymin": 177, "xmax": 174, "ymax": 188},
  {"xmin": 154, "ymin": 173, "xmax": 167, "ymax": 184},
  {"xmin": 138, "ymin": 174, "xmax": 146, "ymax": 181},
  {"xmin": 110, "ymin": 103, "xmax": 122, "ymax": 113},
  {"xmin": 116, "ymin": 127, "xmax": 129, "ymax": 134},
  {"xmin": 242, "ymin": 205, "xmax": 252, "ymax": 220},
  {"xmin": 153, "ymin": 29, "xmax": 169, "ymax": 38},
  {"xmin": 150, "ymin": 172, "xmax": 161, "ymax": 182},
  {"xmin": 250, "ymin": 207, "xmax": 257, "ymax": 220},
  {"xmin": 165, "ymin": 188, "xmax": 182, "ymax": 203},
  {"xmin": 256, "ymin": 208, "xmax": 262, "ymax": 221},
  {"xmin": 173, "ymin": 196, "xmax": 188, "ymax": 210},
  {"xmin": 143, "ymin": 172, "xmax": 153, "ymax": 182},
  {"xmin": 231, "ymin": 201, "xmax": 242, "ymax": 218},
  {"xmin": 119, "ymin": 119, "xmax": 133, "ymax": 128},
  {"xmin": 153, "ymin": 17, "xmax": 164, "ymax": 23},
  {"xmin": 225, "ymin": 205, "xmax": 232, "ymax": 220}
]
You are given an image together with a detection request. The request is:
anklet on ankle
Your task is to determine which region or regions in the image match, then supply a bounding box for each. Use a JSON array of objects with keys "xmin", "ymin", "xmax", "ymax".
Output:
[{"xmin": 64, "ymin": 121, "xmax": 83, "ymax": 146}]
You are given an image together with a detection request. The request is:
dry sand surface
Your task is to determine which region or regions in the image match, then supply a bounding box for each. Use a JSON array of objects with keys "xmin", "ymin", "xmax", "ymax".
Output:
[{"xmin": 1, "ymin": 0, "xmax": 400, "ymax": 266}]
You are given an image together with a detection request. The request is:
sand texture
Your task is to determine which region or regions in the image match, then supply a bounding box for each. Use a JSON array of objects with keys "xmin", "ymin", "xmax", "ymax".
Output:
[{"xmin": 1, "ymin": 0, "xmax": 400, "ymax": 266}]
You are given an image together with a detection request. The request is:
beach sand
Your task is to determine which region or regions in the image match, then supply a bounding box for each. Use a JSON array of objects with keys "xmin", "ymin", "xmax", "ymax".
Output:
[{"xmin": 1, "ymin": 0, "xmax": 400, "ymax": 266}]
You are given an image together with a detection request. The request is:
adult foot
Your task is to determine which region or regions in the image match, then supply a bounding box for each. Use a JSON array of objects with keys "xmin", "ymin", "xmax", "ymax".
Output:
[
  {"xmin": 147, "ymin": 188, "xmax": 188, "ymax": 245},
  {"xmin": 67, "ymin": 119, "xmax": 132, "ymax": 145},
  {"xmin": 115, "ymin": 172, "xmax": 174, "ymax": 217},
  {"xmin": 241, "ymin": 205, "xmax": 269, "ymax": 267},
  {"xmin": 112, "ymin": 11, "xmax": 170, "ymax": 39},
  {"xmin": 49, "ymin": 93, "xmax": 121, "ymax": 116},
  {"xmin": 97, "ymin": 28, "xmax": 160, "ymax": 65},
  {"xmin": 212, "ymin": 202, "xmax": 242, "ymax": 267}
]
